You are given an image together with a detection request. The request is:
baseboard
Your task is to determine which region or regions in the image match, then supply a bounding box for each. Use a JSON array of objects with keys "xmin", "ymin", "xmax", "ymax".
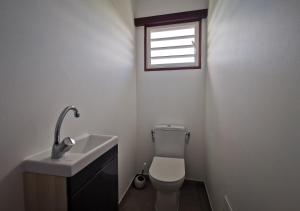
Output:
[
  {"xmin": 204, "ymin": 182, "xmax": 214, "ymax": 211},
  {"xmin": 185, "ymin": 179, "xmax": 214, "ymax": 211},
  {"xmin": 185, "ymin": 177, "xmax": 204, "ymax": 182},
  {"xmin": 118, "ymin": 176, "xmax": 135, "ymax": 204},
  {"xmin": 184, "ymin": 179, "xmax": 204, "ymax": 186}
]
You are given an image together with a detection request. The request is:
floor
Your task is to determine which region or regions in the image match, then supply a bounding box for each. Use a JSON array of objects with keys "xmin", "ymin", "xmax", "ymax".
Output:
[{"xmin": 119, "ymin": 179, "xmax": 212, "ymax": 211}]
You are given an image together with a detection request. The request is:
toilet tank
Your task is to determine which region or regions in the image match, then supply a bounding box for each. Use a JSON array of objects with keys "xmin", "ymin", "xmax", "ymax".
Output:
[{"xmin": 153, "ymin": 124, "xmax": 189, "ymax": 158}]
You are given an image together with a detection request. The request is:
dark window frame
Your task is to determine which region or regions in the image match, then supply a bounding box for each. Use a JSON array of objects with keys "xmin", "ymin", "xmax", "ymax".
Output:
[{"xmin": 134, "ymin": 9, "xmax": 208, "ymax": 72}]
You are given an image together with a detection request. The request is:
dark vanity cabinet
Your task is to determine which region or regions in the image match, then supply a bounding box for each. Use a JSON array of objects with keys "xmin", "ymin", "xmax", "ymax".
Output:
[
  {"xmin": 67, "ymin": 145, "xmax": 118, "ymax": 211},
  {"xmin": 23, "ymin": 145, "xmax": 118, "ymax": 211}
]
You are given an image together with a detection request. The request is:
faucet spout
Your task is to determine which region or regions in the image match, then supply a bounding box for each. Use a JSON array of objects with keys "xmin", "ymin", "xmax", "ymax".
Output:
[{"xmin": 52, "ymin": 106, "xmax": 80, "ymax": 159}]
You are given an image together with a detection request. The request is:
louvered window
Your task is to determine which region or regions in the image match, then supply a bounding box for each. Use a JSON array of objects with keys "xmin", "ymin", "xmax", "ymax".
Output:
[{"xmin": 146, "ymin": 21, "xmax": 200, "ymax": 71}]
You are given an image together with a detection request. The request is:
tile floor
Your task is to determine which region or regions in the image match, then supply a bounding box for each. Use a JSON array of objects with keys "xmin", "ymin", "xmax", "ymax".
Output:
[{"xmin": 119, "ymin": 179, "xmax": 212, "ymax": 211}]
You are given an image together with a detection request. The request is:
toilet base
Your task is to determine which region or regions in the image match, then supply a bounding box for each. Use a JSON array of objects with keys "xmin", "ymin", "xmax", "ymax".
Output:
[{"xmin": 155, "ymin": 190, "xmax": 180, "ymax": 211}]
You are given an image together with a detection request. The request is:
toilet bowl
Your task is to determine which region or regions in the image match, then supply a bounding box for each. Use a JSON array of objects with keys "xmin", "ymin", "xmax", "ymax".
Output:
[
  {"xmin": 149, "ymin": 125, "xmax": 190, "ymax": 211},
  {"xmin": 149, "ymin": 156, "xmax": 185, "ymax": 211}
]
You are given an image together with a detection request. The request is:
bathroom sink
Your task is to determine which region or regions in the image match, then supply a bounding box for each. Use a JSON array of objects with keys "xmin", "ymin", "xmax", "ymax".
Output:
[
  {"xmin": 23, "ymin": 134, "xmax": 118, "ymax": 177},
  {"xmin": 69, "ymin": 135, "xmax": 114, "ymax": 154}
]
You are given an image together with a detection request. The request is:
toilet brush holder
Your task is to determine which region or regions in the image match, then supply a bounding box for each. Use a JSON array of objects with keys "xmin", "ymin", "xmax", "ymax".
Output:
[
  {"xmin": 134, "ymin": 174, "xmax": 146, "ymax": 189},
  {"xmin": 134, "ymin": 162, "xmax": 147, "ymax": 189}
]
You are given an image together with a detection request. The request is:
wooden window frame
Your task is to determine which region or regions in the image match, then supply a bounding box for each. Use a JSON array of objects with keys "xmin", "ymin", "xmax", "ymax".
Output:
[{"xmin": 134, "ymin": 9, "xmax": 208, "ymax": 72}]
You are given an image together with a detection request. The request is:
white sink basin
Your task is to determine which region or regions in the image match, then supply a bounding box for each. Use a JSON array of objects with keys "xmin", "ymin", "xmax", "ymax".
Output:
[
  {"xmin": 70, "ymin": 135, "xmax": 114, "ymax": 154},
  {"xmin": 23, "ymin": 134, "xmax": 118, "ymax": 177}
]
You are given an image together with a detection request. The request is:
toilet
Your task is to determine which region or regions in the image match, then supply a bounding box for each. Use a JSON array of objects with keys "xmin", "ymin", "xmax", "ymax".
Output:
[{"xmin": 149, "ymin": 124, "xmax": 190, "ymax": 211}]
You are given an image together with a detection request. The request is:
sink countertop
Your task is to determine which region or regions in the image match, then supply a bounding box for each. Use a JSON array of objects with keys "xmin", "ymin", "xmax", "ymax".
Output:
[{"xmin": 22, "ymin": 134, "xmax": 118, "ymax": 177}]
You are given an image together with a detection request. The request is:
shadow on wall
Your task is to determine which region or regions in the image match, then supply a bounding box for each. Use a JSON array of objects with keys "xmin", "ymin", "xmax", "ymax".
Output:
[{"xmin": 0, "ymin": 0, "xmax": 136, "ymax": 210}]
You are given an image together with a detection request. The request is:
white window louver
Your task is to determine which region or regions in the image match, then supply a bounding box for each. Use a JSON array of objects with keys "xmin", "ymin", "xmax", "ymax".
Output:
[{"xmin": 146, "ymin": 22, "xmax": 200, "ymax": 70}]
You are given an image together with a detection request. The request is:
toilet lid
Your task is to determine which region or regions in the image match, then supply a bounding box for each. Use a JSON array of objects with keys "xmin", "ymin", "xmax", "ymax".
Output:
[{"xmin": 149, "ymin": 156, "xmax": 185, "ymax": 183}]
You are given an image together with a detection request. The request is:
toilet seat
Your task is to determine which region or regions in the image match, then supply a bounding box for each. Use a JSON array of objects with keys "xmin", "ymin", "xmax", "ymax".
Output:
[{"xmin": 149, "ymin": 156, "xmax": 185, "ymax": 183}]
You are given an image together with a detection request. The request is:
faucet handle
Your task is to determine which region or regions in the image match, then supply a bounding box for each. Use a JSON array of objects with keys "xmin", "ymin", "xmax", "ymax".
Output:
[
  {"xmin": 51, "ymin": 137, "xmax": 76, "ymax": 159},
  {"xmin": 60, "ymin": 137, "xmax": 76, "ymax": 153},
  {"xmin": 63, "ymin": 137, "xmax": 76, "ymax": 146}
]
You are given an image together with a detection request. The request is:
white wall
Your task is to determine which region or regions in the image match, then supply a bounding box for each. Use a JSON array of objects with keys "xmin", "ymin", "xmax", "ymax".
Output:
[
  {"xmin": 206, "ymin": 0, "xmax": 300, "ymax": 210},
  {"xmin": 135, "ymin": 0, "xmax": 208, "ymax": 180},
  {"xmin": 0, "ymin": 0, "xmax": 136, "ymax": 210},
  {"xmin": 134, "ymin": 0, "xmax": 208, "ymax": 18}
]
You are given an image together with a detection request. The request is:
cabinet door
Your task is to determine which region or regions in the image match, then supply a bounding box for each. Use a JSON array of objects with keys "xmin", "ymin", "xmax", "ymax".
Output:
[{"xmin": 69, "ymin": 158, "xmax": 118, "ymax": 211}]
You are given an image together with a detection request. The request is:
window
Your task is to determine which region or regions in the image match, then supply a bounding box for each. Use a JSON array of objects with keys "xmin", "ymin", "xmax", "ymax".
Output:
[
  {"xmin": 134, "ymin": 9, "xmax": 207, "ymax": 71},
  {"xmin": 145, "ymin": 21, "xmax": 201, "ymax": 71}
]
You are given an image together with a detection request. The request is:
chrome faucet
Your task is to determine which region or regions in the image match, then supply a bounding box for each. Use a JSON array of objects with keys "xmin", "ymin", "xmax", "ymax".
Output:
[{"xmin": 51, "ymin": 106, "xmax": 80, "ymax": 159}]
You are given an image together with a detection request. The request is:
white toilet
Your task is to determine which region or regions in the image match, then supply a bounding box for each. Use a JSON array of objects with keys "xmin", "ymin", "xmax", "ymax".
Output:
[{"xmin": 149, "ymin": 124, "xmax": 190, "ymax": 211}]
